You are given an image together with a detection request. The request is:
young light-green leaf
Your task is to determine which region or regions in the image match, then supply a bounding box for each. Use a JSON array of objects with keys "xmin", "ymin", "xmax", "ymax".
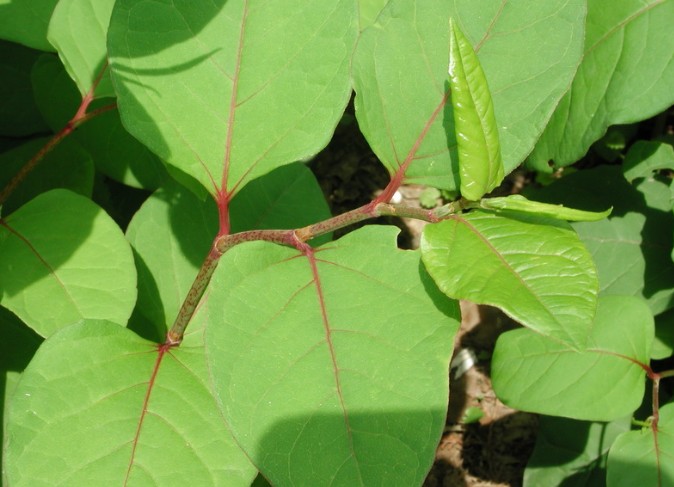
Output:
[
  {"xmin": 421, "ymin": 210, "xmax": 598, "ymax": 348},
  {"xmin": 449, "ymin": 18, "xmax": 504, "ymax": 201},
  {"xmin": 0, "ymin": 190, "xmax": 136, "ymax": 337},
  {"xmin": 206, "ymin": 226, "xmax": 460, "ymax": 486},
  {"xmin": 4, "ymin": 320, "xmax": 256, "ymax": 486},
  {"xmin": 492, "ymin": 295, "xmax": 653, "ymax": 421},
  {"xmin": 480, "ymin": 194, "xmax": 611, "ymax": 222}
]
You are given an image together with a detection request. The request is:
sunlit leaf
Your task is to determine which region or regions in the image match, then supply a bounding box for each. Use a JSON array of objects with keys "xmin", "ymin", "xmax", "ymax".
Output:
[
  {"xmin": 421, "ymin": 210, "xmax": 598, "ymax": 348},
  {"xmin": 207, "ymin": 226, "xmax": 460, "ymax": 486}
]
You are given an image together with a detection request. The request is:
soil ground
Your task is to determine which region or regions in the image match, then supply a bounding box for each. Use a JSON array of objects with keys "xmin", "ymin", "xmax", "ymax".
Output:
[{"xmin": 309, "ymin": 113, "xmax": 538, "ymax": 486}]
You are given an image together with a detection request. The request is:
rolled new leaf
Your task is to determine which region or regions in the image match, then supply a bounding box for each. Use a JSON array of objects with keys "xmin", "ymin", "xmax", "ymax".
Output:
[
  {"xmin": 480, "ymin": 194, "xmax": 612, "ymax": 221},
  {"xmin": 449, "ymin": 18, "xmax": 504, "ymax": 201}
]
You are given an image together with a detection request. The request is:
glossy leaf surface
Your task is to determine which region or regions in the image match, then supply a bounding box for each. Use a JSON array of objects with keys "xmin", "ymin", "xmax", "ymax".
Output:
[
  {"xmin": 421, "ymin": 210, "xmax": 598, "ymax": 348},
  {"xmin": 47, "ymin": 0, "xmax": 115, "ymax": 97},
  {"xmin": 607, "ymin": 403, "xmax": 674, "ymax": 487},
  {"xmin": 108, "ymin": 0, "xmax": 357, "ymax": 198},
  {"xmin": 492, "ymin": 296, "xmax": 653, "ymax": 421},
  {"xmin": 207, "ymin": 226, "xmax": 460, "ymax": 486},
  {"xmin": 0, "ymin": 190, "xmax": 136, "ymax": 337},
  {"xmin": 529, "ymin": 0, "xmax": 674, "ymax": 170},
  {"xmin": 352, "ymin": 0, "xmax": 584, "ymax": 190},
  {"xmin": 448, "ymin": 18, "xmax": 503, "ymax": 200},
  {"xmin": 4, "ymin": 320, "xmax": 256, "ymax": 486}
]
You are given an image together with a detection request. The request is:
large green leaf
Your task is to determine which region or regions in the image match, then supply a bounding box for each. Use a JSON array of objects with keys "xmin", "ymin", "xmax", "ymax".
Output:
[
  {"xmin": 352, "ymin": 0, "xmax": 585, "ymax": 190},
  {"xmin": 0, "ymin": 0, "xmax": 58, "ymax": 52},
  {"xmin": 492, "ymin": 295, "xmax": 653, "ymax": 421},
  {"xmin": 0, "ymin": 137, "xmax": 94, "ymax": 216},
  {"xmin": 421, "ymin": 210, "xmax": 598, "ymax": 348},
  {"xmin": 31, "ymin": 54, "xmax": 166, "ymax": 190},
  {"xmin": 0, "ymin": 41, "xmax": 49, "ymax": 137},
  {"xmin": 524, "ymin": 415, "xmax": 631, "ymax": 487},
  {"xmin": 108, "ymin": 0, "xmax": 357, "ymax": 199},
  {"xmin": 448, "ymin": 18, "xmax": 504, "ymax": 200},
  {"xmin": 47, "ymin": 0, "xmax": 114, "ymax": 98},
  {"xmin": 529, "ymin": 0, "xmax": 674, "ymax": 170},
  {"xmin": 525, "ymin": 165, "xmax": 674, "ymax": 315},
  {"xmin": 607, "ymin": 402, "xmax": 674, "ymax": 487},
  {"xmin": 4, "ymin": 320, "xmax": 256, "ymax": 486},
  {"xmin": 206, "ymin": 226, "xmax": 460, "ymax": 486},
  {"xmin": 0, "ymin": 190, "xmax": 136, "ymax": 337}
]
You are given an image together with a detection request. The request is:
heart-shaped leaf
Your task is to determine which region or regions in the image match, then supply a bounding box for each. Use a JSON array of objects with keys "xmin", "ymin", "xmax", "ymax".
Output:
[
  {"xmin": 4, "ymin": 320, "xmax": 256, "ymax": 486},
  {"xmin": 108, "ymin": 0, "xmax": 357, "ymax": 199},
  {"xmin": 421, "ymin": 210, "xmax": 598, "ymax": 348},
  {"xmin": 0, "ymin": 189, "xmax": 136, "ymax": 337},
  {"xmin": 352, "ymin": 0, "xmax": 585, "ymax": 190},
  {"xmin": 492, "ymin": 295, "xmax": 653, "ymax": 421},
  {"xmin": 206, "ymin": 226, "xmax": 460, "ymax": 486}
]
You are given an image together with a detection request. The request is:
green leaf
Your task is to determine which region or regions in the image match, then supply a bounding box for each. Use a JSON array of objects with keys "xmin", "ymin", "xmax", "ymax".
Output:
[
  {"xmin": 0, "ymin": 190, "xmax": 136, "ymax": 337},
  {"xmin": 607, "ymin": 403, "xmax": 674, "ymax": 487},
  {"xmin": 524, "ymin": 415, "xmax": 631, "ymax": 487},
  {"xmin": 47, "ymin": 0, "xmax": 115, "ymax": 98},
  {"xmin": 108, "ymin": 0, "xmax": 357, "ymax": 198},
  {"xmin": 4, "ymin": 320, "xmax": 256, "ymax": 486},
  {"xmin": 449, "ymin": 18, "xmax": 504, "ymax": 201},
  {"xmin": 31, "ymin": 54, "xmax": 166, "ymax": 190},
  {"xmin": 0, "ymin": 41, "xmax": 49, "ymax": 137},
  {"xmin": 525, "ymin": 165, "xmax": 674, "ymax": 315},
  {"xmin": 0, "ymin": 137, "xmax": 94, "ymax": 216},
  {"xmin": 206, "ymin": 226, "xmax": 460, "ymax": 486},
  {"xmin": 480, "ymin": 194, "xmax": 611, "ymax": 222},
  {"xmin": 529, "ymin": 0, "xmax": 674, "ymax": 170},
  {"xmin": 352, "ymin": 0, "xmax": 585, "ymax": 190},
  {"xmin": 492, "ymin": 295, "xmax": 653, "ymax": 421},
  {"xmin": 421, "ymin": 210, "xmax": 598, "ymax": 348},
  {"xmin": 623, "ymin": 141, "xmax": 674, "ymax": 183},
  {"xmin": 0, "ymin": 0, "xmax": 58, "ymax": 52},
  {"xmin": 652, "ymin": 308, "xmax": 674, "ymax": 360}
]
